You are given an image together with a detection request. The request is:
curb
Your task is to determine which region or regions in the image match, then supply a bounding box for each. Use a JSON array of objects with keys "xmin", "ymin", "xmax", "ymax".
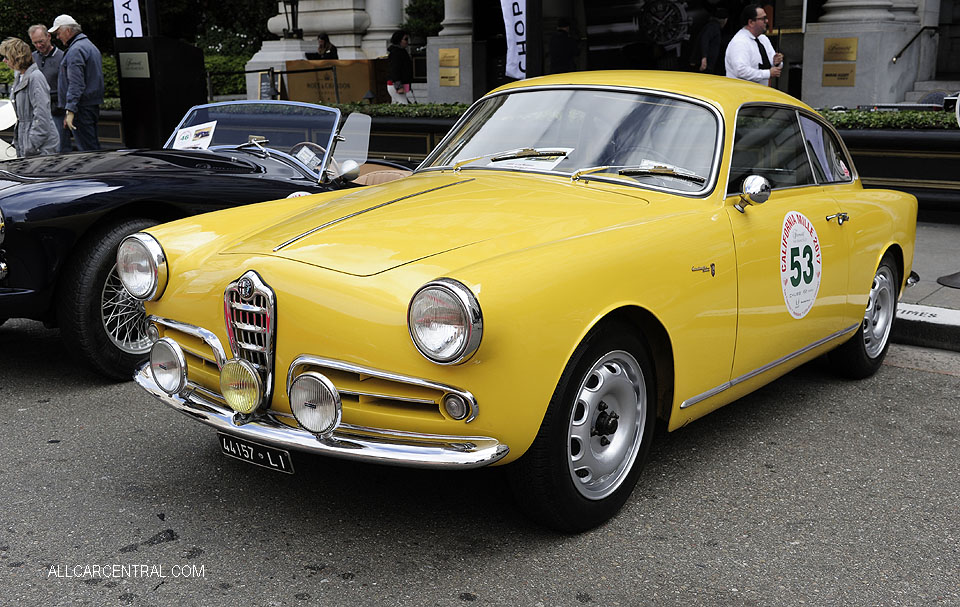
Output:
[{"xmin": 893, "ymin": 303, "xmax": 960, "ymax": 353}]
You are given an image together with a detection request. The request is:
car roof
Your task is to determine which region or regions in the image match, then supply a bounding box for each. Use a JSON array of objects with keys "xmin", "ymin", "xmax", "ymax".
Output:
[{"xmin": 486, "ymin": 70, "xmax": 815, "ymax": 116}]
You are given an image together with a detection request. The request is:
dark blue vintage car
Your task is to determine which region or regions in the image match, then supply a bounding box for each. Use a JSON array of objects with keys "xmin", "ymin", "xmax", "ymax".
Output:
[{"xmin": 0, "ymin": 100, "xmax": 404, "ymax": 379}]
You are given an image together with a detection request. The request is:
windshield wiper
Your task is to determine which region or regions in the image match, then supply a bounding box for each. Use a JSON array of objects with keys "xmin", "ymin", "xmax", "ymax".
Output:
[
  {"xmin": 234, "ymin": 138, "xmax": 271, "ymax": 158},
  {"xmin": 572, "ymin": 162, "xmax": 706, "ymax": 185},
  {"xmin": 449, "ymin": 147, "xmax": 570, "ymax": 172}
]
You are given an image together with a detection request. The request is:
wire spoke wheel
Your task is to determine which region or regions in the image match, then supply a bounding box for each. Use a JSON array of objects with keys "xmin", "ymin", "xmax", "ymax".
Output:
[
  {"xmin": 862, "ymin": 265, "xmax": 896, "ymax": 359},
  {"xmin": 101, "ymin": 263, "xmax": 151, "ymax": 354},
  {"xmin": 566, "ymin": 350, "xmax": 647, "ymax": 501}
]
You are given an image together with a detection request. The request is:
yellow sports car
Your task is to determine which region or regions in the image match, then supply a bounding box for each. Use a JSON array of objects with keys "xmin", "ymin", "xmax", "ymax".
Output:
[{"xmin": 120, "ymin": 72, "xmax": 917, "ymax": 532}]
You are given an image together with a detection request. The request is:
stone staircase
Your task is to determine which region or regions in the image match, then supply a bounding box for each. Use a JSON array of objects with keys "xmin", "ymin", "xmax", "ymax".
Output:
[{"xmin": 904, "ymin": 80, "xmax": 960, "ymax": 103}]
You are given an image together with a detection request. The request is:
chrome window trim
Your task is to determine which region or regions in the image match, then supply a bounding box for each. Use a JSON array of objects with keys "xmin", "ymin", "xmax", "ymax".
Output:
[
  {"xmin": 796, "ymin": 111, "xmax": 857, "ymax": 186},
  {"xmin": 287, "ymin": 354, "xmax": 480, "ymax": 423},
  {"xmin": 149, "ymin": 315, "xmax": 227, "ymax": 369},
  {"xmin": 726, "ymin": 102, "xmax": 860, "ymax": 196},
  {"xmin": 417, "ymin": 84, "xmax": 726, "ymax": 198},
  {"xmin": 680, "ymin": 323, "xmax": 860, "ymax": 409},
  {"xmin": 272, "ymin": 178, "xmax": 475, "ymax": 252}
]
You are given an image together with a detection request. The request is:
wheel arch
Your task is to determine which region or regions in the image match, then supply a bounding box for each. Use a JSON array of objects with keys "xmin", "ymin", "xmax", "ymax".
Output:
[
  {"xmin": 590, "ymin": 305, "xmax": 676, "ymax": 425},
  {"xmin": 881, "ymin": 242, "xmax": 905, "ymax": 294}
]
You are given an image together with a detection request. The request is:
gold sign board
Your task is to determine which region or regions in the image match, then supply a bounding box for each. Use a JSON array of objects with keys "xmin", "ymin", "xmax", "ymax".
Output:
[
  {"xmin": 439, "ymin": 67, "xmax": 461, "ymax": 87},
  {"xmin": 822, "ymin": 63, "xmax": 856, "ymax": 87},
  {"xmin": 439, "ymin": 48, "xmax": 460, "ymax": 67},
  {"xmin": 824, "ymin": 38, "xmax": 858, "ymax": 61}
]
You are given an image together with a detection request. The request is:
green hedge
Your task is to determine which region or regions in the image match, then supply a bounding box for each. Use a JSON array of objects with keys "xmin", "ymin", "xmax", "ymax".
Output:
[
  {"xmin": 821, "ymin": 109, "xmax": 958, "ymax": 129},
  {"xmin": 331, "ymin": 102, "xmax": 470, "ymax": 119}
]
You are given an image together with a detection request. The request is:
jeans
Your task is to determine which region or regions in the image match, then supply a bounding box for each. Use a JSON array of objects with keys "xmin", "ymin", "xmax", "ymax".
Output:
[
  {"xmin": 72, "ymin": 104, "xmax": 100, "ymax": 151},
  {"xmin": 54, "ymin": 112, "xmax": 71, "ymax": 153}
]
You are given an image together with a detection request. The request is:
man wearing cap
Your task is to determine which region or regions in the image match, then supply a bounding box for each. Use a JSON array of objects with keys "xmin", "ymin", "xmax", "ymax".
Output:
[
  {"xmin": 724, "ymin": 4, "xmax": 783, "ymax": 87},
  {"xmin": 28, "ymin": 24, "xmax": 70, "ymax": 153},
  {"xmin": 49, "ymin": 14, "xmax": 103, "ymax": 151}
]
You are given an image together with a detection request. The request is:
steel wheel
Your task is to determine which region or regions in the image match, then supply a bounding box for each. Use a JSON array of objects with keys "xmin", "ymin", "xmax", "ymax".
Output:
[
  {"xmin": 566, "ymin": 350, "xmax": 647, "ymax": 501},
  {"xmin": 862, "ymin": 265, "xmax": 896, "ymax": 359},
  {"xmin": 101, "ymin": 263, "xmax": 152, "ymax": 354}
]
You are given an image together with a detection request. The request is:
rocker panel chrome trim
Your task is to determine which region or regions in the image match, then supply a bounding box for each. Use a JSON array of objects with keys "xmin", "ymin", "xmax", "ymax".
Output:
[{"xmin": 680, "ymin": 323, "xmax": 859, "ymax": 409}]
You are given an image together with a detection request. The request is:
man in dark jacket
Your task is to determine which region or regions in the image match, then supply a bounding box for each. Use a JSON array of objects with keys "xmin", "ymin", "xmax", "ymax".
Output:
[
  {"xmin": 690, "ymin": 9, "xmax": 729, "ymax": 74},
  {"xmin": 28, "ymin": 24, "xmax": 70, "ymax": 153},
  {"xmin": 49, "ymin": 14, "xmax": 103, "ymax": 151},
  {"xmin": 386, "ymin": 30, "xmax": 414, "ymax": 104}
]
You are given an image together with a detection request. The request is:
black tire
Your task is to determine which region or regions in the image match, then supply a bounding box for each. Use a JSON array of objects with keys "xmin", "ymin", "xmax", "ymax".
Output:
[
  {"xmin": 57, "ymin": 218, "xmax": 158, "ymax": 380},
  {"xmin": 0, "ymin": 318, "xmax": 6, "ymax": 328},
  {"xmin": 507, "ymin": 324, "xmax": 657, "ymax": 533},
  {"xmin": 829, "ymin": 253, "xmax": 900, "ymax": 379}
]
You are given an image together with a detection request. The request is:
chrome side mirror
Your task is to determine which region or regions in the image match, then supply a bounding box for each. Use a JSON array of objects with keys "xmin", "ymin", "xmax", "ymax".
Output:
[
  {"xmin": 338, "ymin": 159, "xmax": 360, "ymax": 182},
  {"xmin": 735, "ymin": 175, "xmax": 771, "ymax": 213}
]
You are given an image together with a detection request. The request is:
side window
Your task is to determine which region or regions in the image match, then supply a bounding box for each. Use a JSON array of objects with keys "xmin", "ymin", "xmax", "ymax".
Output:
[
  {"xmin": 799, "ymin": 115, "xmax": 853, "ymax": 184},
  {"xmin": 727, "ymin": 106, "xmax": 815, "ymax": 195}
]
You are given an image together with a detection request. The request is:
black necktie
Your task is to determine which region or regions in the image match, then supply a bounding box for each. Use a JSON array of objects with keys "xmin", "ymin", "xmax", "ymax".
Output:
[{"xmin": 755, "ymin": 38, "xmax": 771, "ymax": 69}]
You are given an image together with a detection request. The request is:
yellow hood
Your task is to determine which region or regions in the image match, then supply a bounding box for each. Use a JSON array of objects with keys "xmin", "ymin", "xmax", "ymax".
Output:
[{"xmin": 219, "ymin": 171, "xmax": 649, "ymax": 276}]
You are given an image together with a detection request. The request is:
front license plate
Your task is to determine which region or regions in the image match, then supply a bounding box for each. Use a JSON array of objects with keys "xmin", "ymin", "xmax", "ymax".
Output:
[{"xmin": 218, "ymin": 433, "xmax": 294, "ymax": 474}]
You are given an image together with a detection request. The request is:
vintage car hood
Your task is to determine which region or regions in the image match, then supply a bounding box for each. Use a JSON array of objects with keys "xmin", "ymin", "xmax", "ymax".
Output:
[
  {"xmin": 0, "ymin": 148, "xmax": 262, "ymax": 181},
  {"xmin": 219, "ymin": 171, "xmax": 650, "ymax": 276}
]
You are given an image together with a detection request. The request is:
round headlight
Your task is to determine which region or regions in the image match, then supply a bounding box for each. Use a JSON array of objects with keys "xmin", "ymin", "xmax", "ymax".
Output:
[
  {"xmin": 289, "ymin": 372, "xmax": 342, "ymax": 436},
  {"xmin": 150, "ymin": 338, "xmax": 186, "ymax": 395},
  {"xmin": 116, "ymin": 233, "xmax": 167, "ymax": 301},
  {"xmin": 220, "ymin": 359, "xmax": 263, "ymax": 415},
  {"xmin": 407, "ymin": 278, "xmax": 482, "ymax": 365}
]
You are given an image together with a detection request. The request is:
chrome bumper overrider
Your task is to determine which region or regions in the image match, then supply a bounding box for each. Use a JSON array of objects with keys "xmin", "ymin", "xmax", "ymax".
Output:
[{"xmin": 135, "ymin": 363, "xmax": 509, "ymax": 469}]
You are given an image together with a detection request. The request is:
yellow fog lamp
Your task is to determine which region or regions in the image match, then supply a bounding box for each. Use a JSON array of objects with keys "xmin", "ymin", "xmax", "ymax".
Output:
[
  {"xmin": 288, "ymin": 372, "xmax": 342, "ymax": 437},
  {"xmin": 220, "ymin": 359, "xmax": 263, "ymax": 415}
]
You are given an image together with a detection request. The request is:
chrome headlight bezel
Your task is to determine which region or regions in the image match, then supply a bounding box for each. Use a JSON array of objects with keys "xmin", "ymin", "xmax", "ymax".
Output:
[
  {"xmin": 150, "ymin": 337, "xmax": 187, "ymax": 395},
  {"xmin": 288, "ymin": 371, "xmax": 342, "ymax": 437},
  {"xmin": 407, "ymin": 278, "xmax": 483, "ymax": 365},
  {"xmin": 116, "ymin": 232, "xmax": 167, "ymax": 301}
]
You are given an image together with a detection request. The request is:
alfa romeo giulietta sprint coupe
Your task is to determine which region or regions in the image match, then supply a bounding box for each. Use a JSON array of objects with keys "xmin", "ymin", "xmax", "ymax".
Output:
[{"xmin": 121, "ymin": 72, "xmax": 917, "ymax": 531}]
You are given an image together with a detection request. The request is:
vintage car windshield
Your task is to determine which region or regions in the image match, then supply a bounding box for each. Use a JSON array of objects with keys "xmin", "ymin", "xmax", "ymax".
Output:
[
  {"xmin": 164, "ymin": 101, "xmax": 341, "ymax": 174},
  {"xmin": 422, "ymin": 88, "xmax": 720, "ymax": 193}
]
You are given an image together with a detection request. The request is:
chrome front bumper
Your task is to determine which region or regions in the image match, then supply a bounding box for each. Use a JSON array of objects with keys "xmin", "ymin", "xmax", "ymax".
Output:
[{"xmin": 134, "ymin": 363, "xmax": 509, "ymax": 469}]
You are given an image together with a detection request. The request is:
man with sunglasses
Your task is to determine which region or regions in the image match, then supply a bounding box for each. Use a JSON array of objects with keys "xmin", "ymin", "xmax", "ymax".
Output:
[{"xmin": 724, "ymin": 4, "xmax": 783, "ymax": 86}]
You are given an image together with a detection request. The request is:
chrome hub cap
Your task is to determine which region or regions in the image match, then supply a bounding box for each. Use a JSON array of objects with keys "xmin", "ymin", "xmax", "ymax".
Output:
[
  {"xmin": 101, "ymin": 263, "xmax": 152, "ymax": 354},
  {"xmin": 862, "ymin": 265, "xmax": 896, "ymax": 359},
  {"xmin": 567, "ymin": 350, "xmax": 646, "ymax": 500}
]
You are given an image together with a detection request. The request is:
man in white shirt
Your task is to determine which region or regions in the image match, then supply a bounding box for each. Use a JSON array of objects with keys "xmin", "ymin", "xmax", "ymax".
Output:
[{"xmin": 724, "ymin": 4, "xmax": 783, "ymax": 86}]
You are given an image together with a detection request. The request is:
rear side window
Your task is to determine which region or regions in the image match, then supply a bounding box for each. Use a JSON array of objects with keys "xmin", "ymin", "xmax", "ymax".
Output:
[
  {"xmin": 799, "ymin": 115, "xmax": 853, "ymax": 184},
  {"xmin": 727, "ymin": 106, "xmax": 814, "ymax": 195}
]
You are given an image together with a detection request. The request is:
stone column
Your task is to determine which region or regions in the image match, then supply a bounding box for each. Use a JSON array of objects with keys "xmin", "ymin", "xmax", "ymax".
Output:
[
  {"xmin": 889, "ymin": 0, "xmax": 920, "ymax": 22},
  {"xmin": 427, "ymin": 0, "xmax": 479, "ymax": 104},
  {"xmin": 440, "ymin": 0, "xmax": 474, "ymax": 36},
  {"xmin": 361, "ymin": 0, "xmax": 404, "ymax": 59}
]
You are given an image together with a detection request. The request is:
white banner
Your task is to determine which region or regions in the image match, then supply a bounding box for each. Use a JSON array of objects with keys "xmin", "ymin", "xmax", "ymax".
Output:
[
  {"xmin": 114, "ymin": 0, "xmax": 143, "ymax": 37},
  {"xmin": 500, "ymin": 0, "xmax": 527, "ymax": 79}
]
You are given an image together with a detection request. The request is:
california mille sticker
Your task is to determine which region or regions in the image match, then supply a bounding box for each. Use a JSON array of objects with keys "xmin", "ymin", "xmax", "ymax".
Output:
[{"xmin": 780, "ymin": 211, "xmax": 822, "ymax": 319}]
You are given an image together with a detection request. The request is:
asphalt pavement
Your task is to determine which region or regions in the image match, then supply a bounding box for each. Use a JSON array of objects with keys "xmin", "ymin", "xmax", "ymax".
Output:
[{"xmin": 894, "ymin": 220, "xmax": 960, "ymax": 352}]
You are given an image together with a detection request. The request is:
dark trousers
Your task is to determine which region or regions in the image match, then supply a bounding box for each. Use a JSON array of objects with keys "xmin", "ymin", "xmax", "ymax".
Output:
[
  {"xmin": 54, "ymin": 113, "xmax": 71, "ymax": 153},
  {"xmin": 73, "ymin": 105, "xmax": 100, "ymax": 151}
]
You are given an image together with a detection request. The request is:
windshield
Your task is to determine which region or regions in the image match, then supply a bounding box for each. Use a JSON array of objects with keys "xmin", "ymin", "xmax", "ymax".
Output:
[
  {"xmin": 164, "ymin": 101, "xmax": 341, "ymax": 174},
  {"xmin": 422, "ymin": 88, "xmax": 721, "ymax": 193}
]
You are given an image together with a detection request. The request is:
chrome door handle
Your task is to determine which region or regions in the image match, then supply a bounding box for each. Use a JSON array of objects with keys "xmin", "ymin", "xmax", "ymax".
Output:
[{"xmin": 826, "ymin": 212, "xmax": 849, "ymax": 225}]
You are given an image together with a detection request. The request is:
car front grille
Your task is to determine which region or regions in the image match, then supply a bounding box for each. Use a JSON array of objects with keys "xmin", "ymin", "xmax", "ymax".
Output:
[{"xmin": 224, "ymin": 271, "xmax": 276, "ymax": 404}]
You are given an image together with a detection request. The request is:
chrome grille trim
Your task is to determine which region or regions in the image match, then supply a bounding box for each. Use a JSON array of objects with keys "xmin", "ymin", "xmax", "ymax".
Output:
[
  {"xmin": 149, "ymin": 315, "xmax": 226, "ymax": 369},
  {"xmin": 224, "ymin": 271, "xmax": 277, "ymax": 409},
  {"xmin": 287, "ymin": 354, "xmax": 479, "ymax": 423}
]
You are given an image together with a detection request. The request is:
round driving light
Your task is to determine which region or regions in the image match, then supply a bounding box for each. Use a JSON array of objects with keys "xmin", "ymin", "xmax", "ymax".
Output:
[
  {"xmin": 289, "ymin": 372, "xmax": 342, "ymax": 436},
  {"xmin": 150, "ymin": 338, "xmax": 186, "ymax": 395},
  {"xmin": 146, "ymin": 324, "xmax": 160, "ymax": 343},
  {"xmin": 442, "ymin": 394, "xmax": 469, "ymax": 420},
  {"xmin": 408, "ymin": 278, "xmax": 482, "ymax": 365},
  {"xmin": 116, "ymin": 233, "xmax": 167, "ymax": 301},
  {"xmin": 220, "ymin": 359, "xmax": 263, "ymax": 415}
]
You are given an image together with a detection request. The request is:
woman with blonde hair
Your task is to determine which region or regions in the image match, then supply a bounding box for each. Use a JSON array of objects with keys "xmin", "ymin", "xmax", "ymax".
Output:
[{"xmin": 1, "ymin": 37, "xmax": 59, "ymax": 156}]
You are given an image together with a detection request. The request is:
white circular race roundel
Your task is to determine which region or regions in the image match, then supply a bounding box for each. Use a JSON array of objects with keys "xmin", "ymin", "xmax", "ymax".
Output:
[{"xmin": 780, "ymin": 211, "xmax": 822, "ymax": 319}]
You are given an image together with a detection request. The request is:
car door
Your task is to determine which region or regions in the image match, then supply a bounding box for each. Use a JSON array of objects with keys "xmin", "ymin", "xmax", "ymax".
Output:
[{"xmin": 726, "ymin": 105, "xmax": 850, "ymax": 380}]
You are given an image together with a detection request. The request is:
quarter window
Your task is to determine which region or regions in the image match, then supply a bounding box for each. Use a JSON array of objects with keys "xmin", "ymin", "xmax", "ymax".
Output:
[
  {"xmin": 799, "ymin": 115, "xmax": 853, "ymax": 184},
  {"xmin": 728, "ymin": 106, "xmax": 814, "ymax": 194}
]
